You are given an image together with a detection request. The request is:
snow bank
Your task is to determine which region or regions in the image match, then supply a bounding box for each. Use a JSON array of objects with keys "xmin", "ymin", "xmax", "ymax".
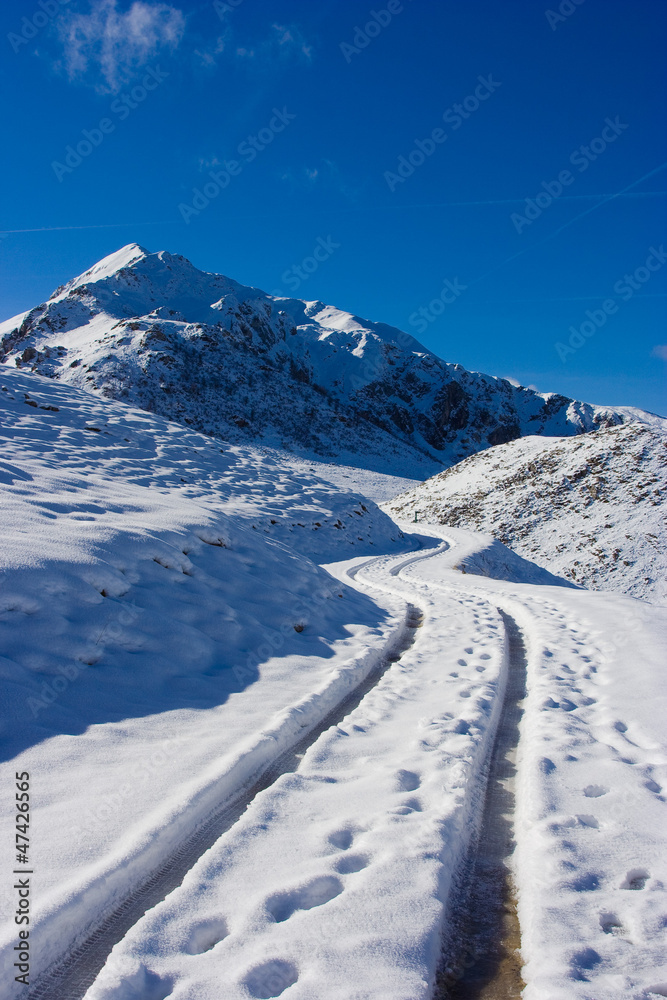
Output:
[{"xmin": 0, "ymin": 369, "xmax": 406, "ymax": 990}]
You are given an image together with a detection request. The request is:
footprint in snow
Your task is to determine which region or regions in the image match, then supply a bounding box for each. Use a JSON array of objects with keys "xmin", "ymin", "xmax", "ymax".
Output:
[
  {"xmin": 266, "ymin": 875, "xmax": 343, "ymax": 923},
  {"xmin": 576, "ymin": 814, "xmax": 600, "ymax": 829},
  {"xmin": 583, "ymin": 785, "xmax": 608, "ymax": 798},
  {"xmin": 109, "ymin": 964, "xmax": 173, "ymax": 1000},
  {"xmin": 599, "ymin": 911, "xmax": 624, "ymax": 935},
  {"xmin": 394, "ymin": 769, "xmax": 420, "ymax": 792},
  {"xmin": 645, "ymin": 984, "xmax": 667, "ymax": 998},
  {"xmin": 328, "ymin": 828, "xmax": 355, "ymax": 851},
  {"xmin": 393, "ymin": 797, "xmax": 422, "ymax": 815},
  {"xmin": 621, "ymin": 868, "xmax": 649, "ymax": 891},
  {"xmin": 243, "ymin": 959, "xmax": 299, "ymax": 999},
  {"xmin": 184, "ymin": 916, "xmax": 228, "ymax": 954},
  {"xmin": 333, "ymin": 853, "xmax": 370, "ymax": 874},
  {"xmin": 570, "ymin": 947, "xmax": 602, "ymax": 973},
  {"xmin": 566, "ymin": 871, "xmax": 601, "ymax": 892}
]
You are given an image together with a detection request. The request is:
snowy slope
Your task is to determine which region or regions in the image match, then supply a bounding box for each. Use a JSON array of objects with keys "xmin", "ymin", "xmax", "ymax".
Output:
[
  {"xmin": 0, "ymin": 369, "xmax": 665, "ymax": 1000},
  {"xmin": 0, "ymin": 244, "xmax": 653, "ymax": 478},
  {"xmin": 385, "ymin": 422, "xmax": 667, "ymax": 604},
  {"xmin": 0, "ymin": 366, "xmax": 411, "ymax": 990}
]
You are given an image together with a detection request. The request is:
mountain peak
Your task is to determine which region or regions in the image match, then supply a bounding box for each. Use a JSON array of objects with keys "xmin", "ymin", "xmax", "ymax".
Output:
[
  {"xmin": 71, "ymin": 243, "xmax": 150, "ymax": 286},
  {"xmin": 2, "ymin": 246, "xmax": 662, "ymax": 477}
]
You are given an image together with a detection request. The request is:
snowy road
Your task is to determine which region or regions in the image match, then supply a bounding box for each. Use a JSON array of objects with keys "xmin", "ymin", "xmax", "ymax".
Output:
[
  {"xmin": 45, "ymin": 533, "xmax": 506, "ymax": 1000},
  {"xmin": 6, "ymin": 523, "xmax": 659, "ymax": 1000}
]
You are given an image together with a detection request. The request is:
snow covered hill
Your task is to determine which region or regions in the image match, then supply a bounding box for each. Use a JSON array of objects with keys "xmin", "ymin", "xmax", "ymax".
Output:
[
  {"xmin": 385, "ymin": 422, "xmax": 667, "ymax": 604},
  {"xmin": 0, "ymin": 244, "xmax": 652, "ymax": 478}
]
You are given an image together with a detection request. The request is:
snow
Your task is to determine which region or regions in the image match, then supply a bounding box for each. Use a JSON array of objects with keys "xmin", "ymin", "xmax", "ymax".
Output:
[
  {"xmin": 0, "ymin": 367, "xmax": 409, "ymax": 989},
  {"xmin": 0, "ymin": 311, "xmax": 29, "ymax": 340},
  {"xmin": 79, "ymin": 543, "xmax": 512, "ymax": 1000},
  {"xmin": 508, "ymin": 586, "xmax": 667, "ymax": 1000},
  {"xmin": 65, "ymin": 244, "xmax": 150, "ymax": 287},
  {"xmin": 385, "ymin": 423, "xmax": 667, "ymax": 604},
  {"xmin": 399, "ymin": 525, "xmax": 667, "ymax": 999},
  {"xmin": 38, "ymin": 517, "xmax": 662, "ymax": 1000}
]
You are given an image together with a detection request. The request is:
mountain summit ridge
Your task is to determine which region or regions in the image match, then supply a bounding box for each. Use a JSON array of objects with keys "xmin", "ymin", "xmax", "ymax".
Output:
[{"xmin": 1, "ymin": 244, "xmax": 659, "ymax": 476}]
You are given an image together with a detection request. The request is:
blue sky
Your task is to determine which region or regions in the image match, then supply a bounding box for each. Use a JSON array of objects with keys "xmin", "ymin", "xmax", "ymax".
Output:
[{"xmin": 1, "ymin": 0, "xmax": 666, "ymax": 414}]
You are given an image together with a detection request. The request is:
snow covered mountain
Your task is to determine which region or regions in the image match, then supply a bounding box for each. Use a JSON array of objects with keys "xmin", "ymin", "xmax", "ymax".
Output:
[
  {"xmin": 385, "ymin": 422, "xmax": 667, "ymax": 604},
  {"xmin": 0, "ymin": 244, "xmax": 652, "ymax": 478}
]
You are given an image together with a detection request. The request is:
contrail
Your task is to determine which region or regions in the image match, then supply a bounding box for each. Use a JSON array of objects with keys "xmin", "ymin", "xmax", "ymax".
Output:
[
  {"xmin": 471, "ymin": 161, "xmax": 667, "ymax": 287},
  {"xmin": 476, "ymin": 293, "xmax": 667, "ymax": 303},
  {"xmin": 375, "ymin": 190, "xmax": 666, "ymax": 210},
  {"xmin": 0, "ymin": 221, "xmax": 178, "ymax": 234},
  {"xmin": 2, "ymin": 189, "xmax": 664, "ymax": 235}
]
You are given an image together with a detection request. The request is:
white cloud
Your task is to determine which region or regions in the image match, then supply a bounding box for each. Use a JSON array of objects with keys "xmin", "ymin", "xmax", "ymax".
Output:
[
  {"xmin": 197, "ymin": 156, "xmax": 221, "ymax": 170},
  {"xmin": 235, "ymin": 22, "xmax": 313, "ymax": 64},
  {"xmin": 279, "ymin": 159, "xmax": 360, "ymax": 202},
  {"xmin": 280, "ymin": 166, "xmax": 320, "ymax": 189},
  {"xmin": 271, "ymin": 23, "xmax": 313, "ymax": 61},
  {"xmin": 503, "ymin": 375, "xmax": 538, "ymax": 391},
  {"xmin": 651, "ymin": 344, "xmax": 667, "ymax": 361},
  {"xmin": 58, "ymin": 0, "xmax": 185, "ymax": 93},
  {"xmin": 189, "ymin": 19, "xmax": 312, "ymax": 74}
]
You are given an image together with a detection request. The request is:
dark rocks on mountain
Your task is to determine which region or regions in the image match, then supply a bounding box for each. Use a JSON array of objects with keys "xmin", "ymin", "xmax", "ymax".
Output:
[{"xmin": 0, "ymin": 244, "xmax": 647, "ymax": 477}]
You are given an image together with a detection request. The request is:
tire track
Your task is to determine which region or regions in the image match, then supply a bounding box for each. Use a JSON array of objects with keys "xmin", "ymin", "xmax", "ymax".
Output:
[
  {"xmin": 435, "ymin": 609, "xmax": 527, "ymax": 999},
  {"xmin": 27, "ymin": 597, "xmax": 425, "ymax": 1000}
]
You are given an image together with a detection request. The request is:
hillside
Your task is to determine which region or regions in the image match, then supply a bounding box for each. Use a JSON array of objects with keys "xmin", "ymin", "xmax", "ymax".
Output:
[{"xmin": 385, "ymin": 421, "xmax": 667, "ymax": 604}]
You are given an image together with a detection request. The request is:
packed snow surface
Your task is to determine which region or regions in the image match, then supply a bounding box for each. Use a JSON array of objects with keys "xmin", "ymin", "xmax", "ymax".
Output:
[{"xmin": 386, "ymin": 422, "xmax": 667, "ymax": 604}]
